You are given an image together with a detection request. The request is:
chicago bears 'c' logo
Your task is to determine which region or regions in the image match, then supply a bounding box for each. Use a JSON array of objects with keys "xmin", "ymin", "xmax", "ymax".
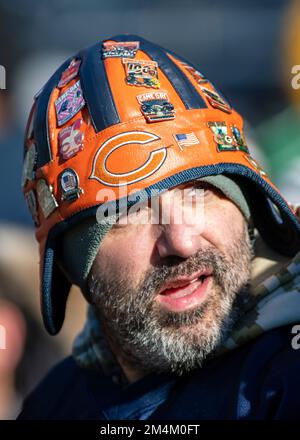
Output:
[{"xmin": 90, "ymin": 131, "xmax": 167, "ymax": 186}]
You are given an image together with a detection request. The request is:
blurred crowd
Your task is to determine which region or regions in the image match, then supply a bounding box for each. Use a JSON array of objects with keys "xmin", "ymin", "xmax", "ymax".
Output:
[{"xmin": 0, "ymin": 0, "xmax": 299, "ymax": 419}]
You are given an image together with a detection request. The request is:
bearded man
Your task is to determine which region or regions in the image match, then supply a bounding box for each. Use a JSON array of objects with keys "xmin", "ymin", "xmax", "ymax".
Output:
[{"xmin": 18, "ymin": 35, "xmax": 300, "ymax": 420}]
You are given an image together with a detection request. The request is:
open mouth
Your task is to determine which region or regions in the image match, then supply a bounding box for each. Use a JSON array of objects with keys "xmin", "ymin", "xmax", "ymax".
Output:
[{"xmin": 156, "ymin": 271, "xmax": 213, "ymax": 312}]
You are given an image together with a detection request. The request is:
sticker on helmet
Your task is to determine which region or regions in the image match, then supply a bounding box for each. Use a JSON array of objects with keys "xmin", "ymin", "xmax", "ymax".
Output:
[
  {"xmin": 25, "ymin": 190, "xmax": 39, "ymax": 226},
  {"xmin": 102, "ymin": 41, "xmax": 139, "ymax": 59},
  {"xmin": 137, "ymin": 91, "xmax": 175, "ymax": 122},
  {"xmin": 208, "ymin": 122, "xmax": 236, "ymax": 151},
  {"xmin": 123, "ymin": 59, "xmax": 160, "ymax": 88},
  {"xmin": 36, "ymin": 179, "xmax": 59, "ymax": 218},
  {"xmin": 180, "ymin": 61, "xmax": 208, "ymax": 85},
  {"xmin": 208, "ymin": 122, "xmax": 248, "ymax": 153},
  {"xmin": 173, "ymin": 133, "xmax": 200, "ymax": 151},
  {"xmin": 58, "ymin": 118, "xmax": 84, "ymax": 161},
  {"xmin": 59, "ymin": 168, "xmax": 83, "ymax": 202},
  {"xmin": 55, "ymin": 80, "xmax": 85, "ymax": 126},
  {"xmin": 244, "ymin": 155, "xmax": 268, "ymax": 177},
  {"xmin": 231, "ymin": 125, "xmax": 249, "ymax": 153},
  {"xmin": 201, "ymin": 87, "xmax": 231, "ymax": 114},
  {"xmin": 22, "ymin": 143, "xmax": 37, "ymax": 187},
  {"xmin": 58, "ymin": 59, "xmax": 81, "ymax": 88}
]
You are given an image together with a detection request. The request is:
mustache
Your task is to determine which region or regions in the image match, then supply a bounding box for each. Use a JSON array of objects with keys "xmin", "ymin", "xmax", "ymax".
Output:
[{"xmin": 138, "ymin": 248, "xmax": 228, "ymax": 300}]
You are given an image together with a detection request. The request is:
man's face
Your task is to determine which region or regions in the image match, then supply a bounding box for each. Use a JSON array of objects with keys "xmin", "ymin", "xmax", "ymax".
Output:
[{"xmin": 88, "ymin": 181, "xmax": 253, "ymax": 376}]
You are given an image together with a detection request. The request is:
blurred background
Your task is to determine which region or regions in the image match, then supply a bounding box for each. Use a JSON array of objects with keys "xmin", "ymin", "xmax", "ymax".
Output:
[{"xmin": 0, "ymin": 0, "xmax": 299, "ymax": 419}]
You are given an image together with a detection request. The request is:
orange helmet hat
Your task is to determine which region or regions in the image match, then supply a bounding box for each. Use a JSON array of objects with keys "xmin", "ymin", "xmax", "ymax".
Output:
[{"xmin": 22, "ymin": 35, "xmax": 300, "ymax": 335}]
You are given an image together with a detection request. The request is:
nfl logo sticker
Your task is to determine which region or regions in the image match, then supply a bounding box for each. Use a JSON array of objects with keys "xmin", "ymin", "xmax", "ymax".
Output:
[
  {"xmin": 208, "ymin": 122, "xmax": 235, "ymax": 151},
  {"xmin": 60, "ymin": 168, "xmax": 83, "ymax": 202},
  {"xmin": 102, "ymin": 41, "xmax": 139, "ymax": 59},
  {"xmin": 58, "ymin": 119, "xmax": 84, "ymax": 161},
  {"xmin": 201, "ymin": 87, "xmax": 231, "ymax": 114},
  {"xmin": 137, "ymin": 91, "xmax": 175, "ymax": 122},
  {"xmin": 58, "ymin": 59, "xmax": 81, "ymax": 88},
  {"xmin": 123, "ymin": 59, "xmax": 160, "ymax": 88},
  {"xmin": 173, "ymin": 133, "xmax": 199, "ymax": 151},
  {"xmin": 55, "ymin": 80, "xmax": 85, "ymax": 126}
]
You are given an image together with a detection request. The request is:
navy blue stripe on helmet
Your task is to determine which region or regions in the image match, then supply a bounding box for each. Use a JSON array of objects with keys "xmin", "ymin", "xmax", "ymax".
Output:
[
  {"xmin": 79, "ymin": 43, "xmax": 120, "ymax": 133},
  {"xmin": 110, "ymin": 34, "xmax": 207, "ymax": 110},
  {"xmin": 166, "ymin": 48, "xmax": 232, "ymax": 108},
  {"xmin": 34, "ymin": 58, "xmax": 71, "ymax": 168}
]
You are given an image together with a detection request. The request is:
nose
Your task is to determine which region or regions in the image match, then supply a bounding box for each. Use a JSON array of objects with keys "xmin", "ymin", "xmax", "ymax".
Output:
[
  {"xmin": 154, "ymin": 189, "xmax": 204, "ymax": 259},
  {"xmin": 155, "ymin": 224, "xmax": 203, "ymax": 259}
]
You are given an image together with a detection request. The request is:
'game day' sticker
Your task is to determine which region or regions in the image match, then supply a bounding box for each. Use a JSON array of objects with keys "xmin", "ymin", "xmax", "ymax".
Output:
[{"xmin": 137, "ymin": 91, "xmax": 175, "ymax": 122}]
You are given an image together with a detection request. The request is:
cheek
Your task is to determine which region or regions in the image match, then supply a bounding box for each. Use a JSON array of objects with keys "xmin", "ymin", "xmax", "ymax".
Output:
[
  {"xmin": 202, "ymin": 200, "xmax": 245, "ymax": 252},
  {"xmin": 97, "ymin": 228, "xmax": 154, "ymax": 283}
]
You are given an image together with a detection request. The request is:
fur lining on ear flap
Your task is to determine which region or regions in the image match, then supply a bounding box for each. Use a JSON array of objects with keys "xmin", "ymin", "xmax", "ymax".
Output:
[{"xmin": 58, "ymin": 215, "xmax": 117, "ymax": 292}]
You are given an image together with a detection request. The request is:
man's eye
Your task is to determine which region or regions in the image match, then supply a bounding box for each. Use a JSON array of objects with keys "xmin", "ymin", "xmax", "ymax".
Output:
[
  {"xmin": 186, "ymin": 185, "xmax": 209, "ymax": 197},
  {"xmin": 115, "ymin": 200, "xmax": 151, "ymax": 227}
]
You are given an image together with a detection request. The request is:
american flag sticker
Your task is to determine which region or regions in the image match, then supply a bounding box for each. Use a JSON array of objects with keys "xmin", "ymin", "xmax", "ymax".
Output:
[{"xmin": 173, "ymin": 133, "xmax": 199, "ymax": 150}]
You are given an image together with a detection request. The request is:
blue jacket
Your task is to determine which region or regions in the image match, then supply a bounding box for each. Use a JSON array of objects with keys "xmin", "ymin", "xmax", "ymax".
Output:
[{"xmin": 17, "ymin": 325, "xmax": 300, "ymax": 420}]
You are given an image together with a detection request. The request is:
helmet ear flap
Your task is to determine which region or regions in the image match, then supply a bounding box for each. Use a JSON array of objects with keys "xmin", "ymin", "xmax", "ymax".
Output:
[{"xmin": 41, "ymin": 240, "xmax": 72, "ymax": 335}]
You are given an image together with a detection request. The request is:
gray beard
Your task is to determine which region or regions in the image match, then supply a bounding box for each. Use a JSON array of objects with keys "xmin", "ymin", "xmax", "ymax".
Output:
[{"xmin": 87, "ymin": 224, "xmax": 253, "ymax": 376}]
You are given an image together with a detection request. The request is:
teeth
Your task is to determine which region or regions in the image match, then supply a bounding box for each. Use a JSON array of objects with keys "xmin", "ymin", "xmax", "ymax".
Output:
[
  {"xmin": 163, "ymin": 277, "xmax": 207, "ymax": 299},
  {"xmin": 161, "ymin": 274, "xmax": 208, "ymax": 295},
  {"xmin": 167, "ymin": 281, "xmax": 201, "ymax": 299}
]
